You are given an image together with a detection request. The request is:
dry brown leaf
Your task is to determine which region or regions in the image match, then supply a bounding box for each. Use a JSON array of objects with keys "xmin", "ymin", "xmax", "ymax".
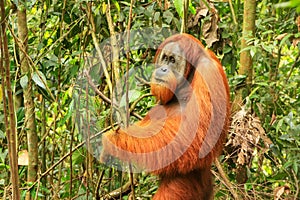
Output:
[
  {"xmin": 227, "ymin": 106, "xmax": 269, "ymax": 165},
  {"xmin": 296, "ymin": 16, "xmax": 300, "ymax": 32},
  {"xmin": 275, "ymin": 33, "xmax": 288, "ymax": 41},
  {"xmin": 293, "ymin": 38, "xmax": 300, "ymax": 46},
  {"xmin": 273, "ymin": 185, "xmax": 290, "ymax": 200},
  {"xmin": 187, "ymin": 2, "xmax": 219, "ymax": 47}
]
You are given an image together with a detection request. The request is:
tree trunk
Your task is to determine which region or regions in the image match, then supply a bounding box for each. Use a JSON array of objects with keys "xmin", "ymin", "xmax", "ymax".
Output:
[
  {"xmin": 234, "ymin": 0, "xmax": 256, "ymax": 111},
  {"xmin": 0, "ymin": 0, "xmax": 20, "ymax": 199},
  {"xmin": 17, "ymin": 4, "xmax": 38, "ymax": 200},
  {"xmin": 234, "ymin": 0, "xmax": 256, "ymax": 184},
  {"xmin": 240, "ymin": 0, "xmax": 256, "ymax": 86}
]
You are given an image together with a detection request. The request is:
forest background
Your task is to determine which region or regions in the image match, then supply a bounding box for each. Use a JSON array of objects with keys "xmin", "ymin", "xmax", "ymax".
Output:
[{"xmin": 0, "ymin": 0, "xmax": 299, "ymax": 199}]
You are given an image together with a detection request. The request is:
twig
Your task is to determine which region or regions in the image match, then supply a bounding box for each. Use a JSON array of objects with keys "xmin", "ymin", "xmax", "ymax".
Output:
[
  {"xmin": 135, "ymin": 75, "xmax": 150, "ymax": 86},
  {"xmin": 102, "ymin": 174, "xmax": 138, "ymax": 200},
  {"xmin": 229, "ymin": 0, "xmax": 237, "ymax": 25},
  {"xmin": 130, "ymin": 93, "xmax": 153, "ymax": 113},
  {"xmin": 85, "ymin": 2, "xmax": 113, "ymax": 95},
  {"xmin": 125, "ymin": 0, "xmax": 136, "ymax": 199},
  {"xmin": 95, "ymin": 170, "xmax": 105, "ymax": 200},
  {"xmin": 7, "ymin": 25, "xmax": 56, "ymax": 101},
  {"xmin": 84, "ymin": 68, "xmax": 143, "ymax": 119},
  {"xmin": 84, "ymin": 70, "xmax": 114, "ymax": 106},
  {"xmin": 285, "ymin": 50, "xmax": 300, "ymax": 84},
  {"xmin": 180, "ymin": 0, "xmax": 189, "ymax": 33},
  {"xmin": 215, "ymin": 159, "xmax": 239, "ymax": 200},
  {"xmin": 27, "ymin": 125, "xmax": 114, "ymax": 191},
  {"xmin": 291, "ymin": 169, "xmax": 299, "ymax": 200}
]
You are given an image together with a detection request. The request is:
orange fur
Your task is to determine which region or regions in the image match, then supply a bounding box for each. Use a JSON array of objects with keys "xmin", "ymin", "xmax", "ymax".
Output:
[
  {"xmin": 150, "ymin": 70, "xmax": 177, "ymax": 104},
  {"xmin": 101, "ymin": 34, "xmax": 230, "ymax": 199}
]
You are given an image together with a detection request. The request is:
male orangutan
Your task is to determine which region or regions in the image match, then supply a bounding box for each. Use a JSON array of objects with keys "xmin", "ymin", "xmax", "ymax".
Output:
[{"xmin": 101, "ymin": 34, "xmax": 230, "ymax": 200}]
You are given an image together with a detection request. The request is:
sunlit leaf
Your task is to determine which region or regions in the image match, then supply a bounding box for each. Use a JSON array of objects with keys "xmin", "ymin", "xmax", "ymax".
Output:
[
  {"xmin": 32, "ymin": 71, "xmax": 47, "ymax": 89},
  {"xmin": 120, "ymin": 90, "xmax": 141, "ymax": 108},
  {"xmin": 20, "ymin": 75, "xmax": 28, "ymax": 89},
  {"xmin": 174, "ymin": 0, "xmax": 183, "ymax": 18}
]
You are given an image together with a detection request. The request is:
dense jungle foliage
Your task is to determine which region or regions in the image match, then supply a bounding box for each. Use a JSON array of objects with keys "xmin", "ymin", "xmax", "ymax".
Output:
[{"xmin": 0, "ymin": 0, "xmax": 299, "ymax": 199}]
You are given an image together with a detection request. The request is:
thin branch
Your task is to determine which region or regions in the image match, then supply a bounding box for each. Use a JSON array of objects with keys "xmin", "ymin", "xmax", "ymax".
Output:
[
  {"xmin": 180, "ymin": 0, "xmax": 189, "ymax": 33},
  {"xmin": 85, "ymin": 3, "xmax": 113, "ymax": 95},
  {"xmin": 84, "ymin": 70, "xmax": 143, "ymax": 120},
  {"xmin": 215, "ymin": 159, "xmax": 239, "ymax": 200},
  {"xmin": 285, "ymin": 50, "xmax": 300, "ymax": 83},
  {"xmin": 0, "ymin": 1, "xmax": 20, "ymax": 198},
  {"xmin": 27, "ymin": 125, "xmax": 115, "ymax": 191},
  {"xmin": 7, "ymin": 25, "xmax": 56, "ymax": 101},
  {"xmin": 229, "ymin": 0, "xmax": 237, "ymax": 25},
  {"xmin": 95, "ymin": 170, "xmax": 105, "ymax": 200},
  {"xmin": 125, "ymin": 0, "xmax": 136, "ymax": 199},
  {"xmin": 291, "ymin": 169, "xmax": 299, "ymax": 200},
  {"xmin": 130, "ymin": 93, "xmax": 153, "ymax": 113},
  {"xmin": 134, "ymin": 75, "xmax": 150, "ymax": 86},
  {"xmin": 84, "ymin": 70, "xmax": 113, "ymax": 106},
  {"xmin": 102, "ymin": 174, "xmax": 138, "ymax": 200}
]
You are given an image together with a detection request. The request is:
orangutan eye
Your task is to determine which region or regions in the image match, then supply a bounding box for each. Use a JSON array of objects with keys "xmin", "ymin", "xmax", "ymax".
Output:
[
  {"xmin": 162, "ymin": 54, "xmax": 168, "ymax": 62},
  {"xmin": 170, "ymin": 56, "xmax": 175, "ymax": 63}
]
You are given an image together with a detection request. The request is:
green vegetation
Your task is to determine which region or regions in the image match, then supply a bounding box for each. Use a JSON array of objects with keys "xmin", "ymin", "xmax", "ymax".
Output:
[{"xmin": 0, "ymin": 0, "xmax": 299, "ymax": 199}]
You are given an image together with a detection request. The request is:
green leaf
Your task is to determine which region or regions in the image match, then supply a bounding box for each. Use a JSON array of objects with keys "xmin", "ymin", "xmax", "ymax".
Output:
[
  {"xmin": 72, "ymin": 149, "xmax": 85, "ymax": 165},
  {"xmin": 32, "ymin": 71, "xmax": 47, "ymax": 89},
  {"xmin": 279, "ymin": 134, "xmax": 295, "ymax": 142},
  {"xmin": 276, "ymin": 118, "xmax": 284, "ymax": 133},
  {"xmin": 249, "ymin": 86, "xmax": 260, "ymax": 99},
  {"xmin": 57, "ymin": 100, "xmax": 74, "ymax": 127},
  {"xmin": 291, "ymin": 0, "xmax": 300, "ymax": 7},
  {"xmin": 113, "ymin": 0, "xmax": 120, "ymax": 12},
  {"xmin": 283, "ymin": 160, "xmax": 293, "ymax": 169},
  {"xmin": 0, "ymin": 148, "xmax": 8, "ymax": 163},
  {"xmin": 223, "ymin": 45, "xmax": 232, "ymax": 54},
  {"xmin": 163, "ymin": 10, "xmax": 173, "ymax": 24},
  {"xmin": 154, "ymin": 12, "xmax": 160, "ymax": 22},
  {"xmin": 262, "ymin": 30, "xmax": 273, "ymax": 36},
  {"xmin": 20, "ymin": 75, "xmax": 28, "ymax": 89},
  {"xmin": 71, "ymin": 50, "xmax": 83, "ymax": 56},
  {"xmin": 229, "ymin": 75, "xmax": 246, "ymax": 87},
  {"xmin": 279, "ymin": 34, "xmax": 292, "ymax": 47},
  {"xmin": 189, "ymin": 3, "xmax": 196, "ymax": 15},
  {"xmin": 293, "ymin": 161, "xmax": 298, "ymax": 174},
  {"xmin": 120, "ymin": 90, "xmax": 141, "ymax": 107},
  {"xmin": 0, "ymin": 130, "xmax": 5, "ymax": 139},
  {"xmin": 174, "ymin": 0, "xmax": 183, "ymax": 18}
]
